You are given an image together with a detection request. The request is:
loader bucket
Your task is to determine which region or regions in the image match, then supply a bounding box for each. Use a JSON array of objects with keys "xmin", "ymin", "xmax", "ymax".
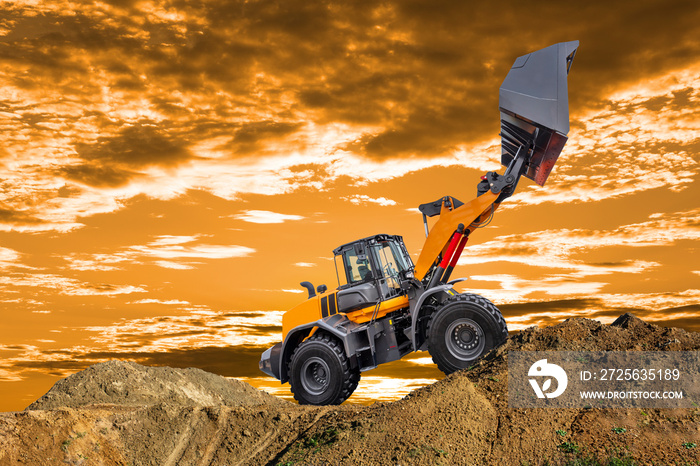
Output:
[{"xmin": 499, "ymin": 41, "xmax": 579, "ymax": 186}]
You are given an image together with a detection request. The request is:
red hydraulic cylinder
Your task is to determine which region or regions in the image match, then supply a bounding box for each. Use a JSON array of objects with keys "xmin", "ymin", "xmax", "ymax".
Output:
[
  {"xmin": 439, "ymin": 230, "xmax": 463, "ymax": 269},
  {"xmin": 427, "ymin": 223, "xmax": 464, "ymax": 289},
  {"xmin": 441, "ymin": 234, "xmax": 469, "ymax": 283}
]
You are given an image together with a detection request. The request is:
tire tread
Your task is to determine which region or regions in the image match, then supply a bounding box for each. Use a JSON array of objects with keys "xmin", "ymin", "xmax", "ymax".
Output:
[
  {"xmin": 427, "ymin": 293, "xmax": 508, "ymax": 374},
  {"xmin": 288, "ymin": 333, "xmax": 359, "ymax": 405}
]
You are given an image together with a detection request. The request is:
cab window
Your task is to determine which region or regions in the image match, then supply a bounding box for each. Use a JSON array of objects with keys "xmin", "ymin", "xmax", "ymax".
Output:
[{"xmin": 341, "ymin": 247, "xmax": 373, "ymax": 284}]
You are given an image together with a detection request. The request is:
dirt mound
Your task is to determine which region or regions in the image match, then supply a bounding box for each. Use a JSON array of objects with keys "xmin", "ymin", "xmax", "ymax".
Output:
[
  {"xmin": 503, "ymin": 313, "xmax": 696, "ymax": 352},
  {"xmin": 2, "ymin": 314, "xmax": 699, "ymax": 465},
  {"xmin": 26, "ymin": 360, "xmax": 284, "ymax": 411},
  {"xmin": 272, "ymin": 315, "xmax": 700, "ymax": 465}
]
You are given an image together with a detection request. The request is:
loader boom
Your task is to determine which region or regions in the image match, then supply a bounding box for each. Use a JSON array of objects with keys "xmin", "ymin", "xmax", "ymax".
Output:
[{"xmin": 414, "ymin": 191, "xmax": 498, "ymax": 282}]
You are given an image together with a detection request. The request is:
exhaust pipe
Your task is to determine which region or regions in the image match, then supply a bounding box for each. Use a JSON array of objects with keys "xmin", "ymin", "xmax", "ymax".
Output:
[{"xmin": 300, "ymin": 281, "xmax": 316, "ymax": 299}]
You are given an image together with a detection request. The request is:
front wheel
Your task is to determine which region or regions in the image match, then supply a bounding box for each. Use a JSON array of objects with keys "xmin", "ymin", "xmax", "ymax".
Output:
[
  {"xmin": 289, "ymin": 333, "xmax": 359, "ymax": 405},
  {"xmin": 428, "ymin": 293, "xmax": 508, "ymax": 375}
]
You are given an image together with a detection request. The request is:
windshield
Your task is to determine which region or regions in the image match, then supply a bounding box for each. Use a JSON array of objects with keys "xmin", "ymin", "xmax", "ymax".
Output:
[
  {"xmin": 370, "ymin": 239, "xmax": 411, "ymax": 297},
  {"xmin": 372, "ymin": 242, "xmax": 403, "ymax": 277}
]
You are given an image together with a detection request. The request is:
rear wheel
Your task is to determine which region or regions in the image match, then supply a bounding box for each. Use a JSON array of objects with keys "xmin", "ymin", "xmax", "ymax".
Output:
[
  {"xmin": 289, "ymin": 334, "xmax": 359, "ymax": 405},
  {"xmin": 428, "ymin": 293, "xmax": 508, "ymax": 375}
]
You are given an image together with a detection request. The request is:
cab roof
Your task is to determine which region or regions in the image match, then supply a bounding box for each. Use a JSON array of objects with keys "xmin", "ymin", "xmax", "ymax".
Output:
[{"xmin": 332, "ymin": 234, "xmax": 404, "ymax": 255}]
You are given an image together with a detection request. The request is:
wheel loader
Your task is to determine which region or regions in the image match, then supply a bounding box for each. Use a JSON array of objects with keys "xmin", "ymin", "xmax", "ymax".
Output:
[{"xmin": 259, "ymin": 41, "xmax": 579, "ymax": 405}]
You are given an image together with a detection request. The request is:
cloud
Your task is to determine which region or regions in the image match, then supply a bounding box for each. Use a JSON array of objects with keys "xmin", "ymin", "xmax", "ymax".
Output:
[
  {"xmin": 0, "ymin": 208, "xmax": 47, "ymax": 228},
  {"xmin": 0, "ymin": 247, "xmax": 22, "ymax": 270},
  {"xmin": 0, "ymin": 1, "xmax": 696, "ymax": 233},
  {"xmin": 65, "ymin": 234, "xmax": 255, "ymax": 271},
  {"xmin": 342, "ymin": 194, "xmax": 398, "ymax": 206},
  {"xmin": 233, "ymin": 210, "xmax": 304, "ymax": 224},
  {"xmin": 82, "ymin": 310, "xmax": 283, "ymax": 350},
  {"xmin": 230, "ymin": 121, "xmax": 304, "ymax": 155},
  {"xmin": 59, "ymin": 164, "xmax": 141, "ymax": 188},
  {"xmin": 459, "ymin": 208, "xmax": 699, "ymax": 279},
  {"xmin": 128, "ymin": 299, "xmax": 191, "ymax": 305},
  {"xmin": 153, "ymin": 260, "xmax": 195, "ymax": 270},
  {"xmin": 511, "ymin": 66, "xmax": 700, "ymax": 208},
  {"xmin": 0, "ymin": 0, "xmax": 698, "ymax": 404},
  {"xmin": 0, "ymin": 309, "xmax": 284, "ymax": 380},
  {"xmin": 130, "ymin": 242, "xmax": 254, "ymax": 260},
  {"xmin": 253, "ymin": 288, "xmax": 305, "ymax": 294},
  {"xmin": 73, "ymin": 122, "xmax": 192, "ymax": 170},
  {"xmin": 451, "ymin": 208, "xmax": 700, "ymax": 303},
  {"xmin": 464, "ymin": 274, "xmax": 611, "ymax": 303},
  {"xmin": 0, "ymin": 273, "xmax": 146, "ymax": 296},
  {"xmin": 294, "ymin": 262, "xmax": 316, "ymax": 267}
]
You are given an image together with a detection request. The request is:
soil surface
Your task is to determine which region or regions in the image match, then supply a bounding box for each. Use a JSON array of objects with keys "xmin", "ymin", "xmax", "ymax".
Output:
[
  {"xmin": 1, "ymin": 313, "xmax": 699, "ymax": 465},
  {"xmin": 26, "ymin": 360, "xmax": 282, "ymax": 411}
]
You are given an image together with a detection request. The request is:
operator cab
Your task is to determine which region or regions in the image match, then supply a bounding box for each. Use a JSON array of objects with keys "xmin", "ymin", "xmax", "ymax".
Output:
[{"xmin": 332, "ymin": 234, "xmax": 414, "ymax": 313}]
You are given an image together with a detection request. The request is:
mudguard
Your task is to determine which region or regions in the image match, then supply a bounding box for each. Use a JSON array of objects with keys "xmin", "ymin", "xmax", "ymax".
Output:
[
  {"xmin": 409, "ymin": 284, "xmax": 457, "ymax": 351},
  {"xmin": 260, "ymin": 313, "xmax": 352, "ymax": 383}
]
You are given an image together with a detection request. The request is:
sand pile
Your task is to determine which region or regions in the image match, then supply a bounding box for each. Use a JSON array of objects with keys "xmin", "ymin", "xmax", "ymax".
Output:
[{"xmin": 26, "ymin": 360, "xmax": 283, "ymax": 411}]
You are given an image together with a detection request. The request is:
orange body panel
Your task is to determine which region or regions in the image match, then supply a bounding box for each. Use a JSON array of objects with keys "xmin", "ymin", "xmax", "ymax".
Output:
[
  {"xmin": 282, "ymin": 290, "xmax": 410, "ymax": 339},
  {"xmin": 414, "ymin": 191, "xmax": 500, "ymax": 281},
  {"xmin": 344, "ymin": 294, "xmax": 409, "ymax": 324},
  {"xmin": 282, "ymin": 296, "xmax": 319, "ymax": 340}
]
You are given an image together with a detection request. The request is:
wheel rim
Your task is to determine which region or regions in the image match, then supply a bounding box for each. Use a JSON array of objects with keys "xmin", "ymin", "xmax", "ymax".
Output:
[
  {"xmin": 299, "ymin": 356, "xmax": 330, "ymax": 396},
  {"xmin": 445, "ymin": 318, "xmax": 485, "ymax": 360}
]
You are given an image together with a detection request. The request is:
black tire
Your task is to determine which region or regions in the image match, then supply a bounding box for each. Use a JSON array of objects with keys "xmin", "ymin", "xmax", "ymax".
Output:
[
  {"xmin": 288, "ymin": 333, "xmax": 360, "ymax": 405},
  {"xmin": 427, "ymin": 293, "xmax": 508, "ymax": 375}
]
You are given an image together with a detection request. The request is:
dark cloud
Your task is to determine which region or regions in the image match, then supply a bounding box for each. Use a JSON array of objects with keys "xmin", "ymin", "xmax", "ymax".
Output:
[
  {"xmin": 9, "ymin": 358, "xmax": 97, "ymax": 377},
  {"xmin": 500, "ymin": 299, "xmax": 600, "ymax": 319},
  {"xmin": 75, "ymin": 123, "xmax": 192, "ymax": 168},
  {"xmin": 230, "ymin": 121, "xmax": 304, "ymax": 155},
  {"xmin": 670, "ymin": 88, "xmax": 695, "ymax": 111},
  {"xmin": 499, "ymin": 299, "xmax": 700, "ymax": 336},
  {"xmin": 2, "ymin": 0, "xmax": 698, "ymax": 166},
  {"xmin": 371, "ymin": 358, "xmax": 444, "ymax": 380},
  {"xmin": 654, "ymin": 305, "xmax": 700, "ymax": 332},
  {"xmin": 135, "ymin": 345, "xmax": 264, "ymax": 377},
  {"xmin": 13, "ymin": 345, "xmax": 266, "ymax": 379},
  {"xmin": 246, "ymin": 325, "xmax": 283, "ymax": 336},
  {"xmin": 59, "ymin": 164, "xmax": 141, "ymax": 188},
  {"xmin": 222, "ymin": 311, "xmax": 267, "ymax": 318},
  {"xmin": 0, "ymin": 208, "xmax": 46, "ymax": 226},
  {"xmin": 586, "ymin": 261, "xmax": 644, "ymax": 268}
]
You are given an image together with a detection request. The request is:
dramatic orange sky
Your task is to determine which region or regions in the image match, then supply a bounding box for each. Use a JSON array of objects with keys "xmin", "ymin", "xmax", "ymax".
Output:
[{"xmin": 0, "ymin": 0, "xmax": 699, "ymax": 411}]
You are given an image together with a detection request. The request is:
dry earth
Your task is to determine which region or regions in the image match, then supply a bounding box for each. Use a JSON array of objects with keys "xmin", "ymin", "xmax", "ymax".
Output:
[{"xmin": 1, "ymin": 313, "xmax": 699, "ymax": 465}]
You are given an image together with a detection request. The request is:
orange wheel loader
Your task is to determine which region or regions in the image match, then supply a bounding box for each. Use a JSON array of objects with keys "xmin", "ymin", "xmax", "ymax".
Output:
[{"xmin": 259, "ymin": 41, "xmax": 579, "ymax": 405}]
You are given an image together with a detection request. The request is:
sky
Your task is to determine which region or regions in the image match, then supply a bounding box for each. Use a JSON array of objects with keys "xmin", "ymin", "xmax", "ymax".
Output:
[{"xmin": 0, "ymin": 0, "xmax": 698, "ymax": 411}]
